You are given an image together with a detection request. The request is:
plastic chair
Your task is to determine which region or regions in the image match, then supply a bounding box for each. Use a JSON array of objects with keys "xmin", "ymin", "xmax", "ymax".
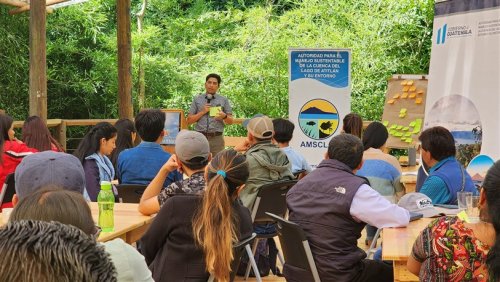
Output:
[
  {"xmin": 0, "ymin": 173, "xmax": 16, "ymax": 205},
  {"xmin": 116, "ymin": 184, "xmax": 147, "ymax": 203},
  {"xmin": 244, "ymin": 179, "xmax": 298, "ymax": 280},
  {"xmin": 207, "ymin": 233, "xmax": 260, "ymax": 282},
  {"xmin": 265, "ymin": 212, "xmax": 321, "ymax": 282}
]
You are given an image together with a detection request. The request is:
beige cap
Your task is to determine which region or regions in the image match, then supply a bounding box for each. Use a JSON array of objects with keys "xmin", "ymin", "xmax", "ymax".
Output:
[
  {"xmin": 244, "ymin": 114, "xmax": 274, "ymax": 139},
  {"xmin": 175, "ymin": 130, "xmax": 210, "ymax": 162}
]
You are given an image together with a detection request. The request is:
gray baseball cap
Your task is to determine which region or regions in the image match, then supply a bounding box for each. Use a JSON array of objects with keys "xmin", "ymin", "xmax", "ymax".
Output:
[
  {"xmin": 398, "ymin": 192, "xmax": 441, "ymax": 218},
  {"xmin": 175, "ymin": 130, "xmax": 210, "ymax": 162},
  {"xmin": 242, "ymin": 114, "xmax": 274, "ymax": 139},
  {"xmin": 15, "ymin": 151, "xmax": 86, "ymax": 199}
]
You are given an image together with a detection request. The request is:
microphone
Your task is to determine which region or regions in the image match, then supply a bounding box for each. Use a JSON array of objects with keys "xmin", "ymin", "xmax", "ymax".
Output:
[{"xmin": 206, "ymin": 94, "xmax": 214, "ymax": 104}]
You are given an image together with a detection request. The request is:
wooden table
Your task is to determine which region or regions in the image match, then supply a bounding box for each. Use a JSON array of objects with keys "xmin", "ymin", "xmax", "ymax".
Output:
[
  {"xmin": 1, "ymin": 203, "xmax": 153, "ymax": 244},
  {"xmin": 89, "ymin": 202, "xmax": 153, "ymax": 243},
  {"xmin": 382, "ymin": 218, "xmax": 433, "ymax": 281}
]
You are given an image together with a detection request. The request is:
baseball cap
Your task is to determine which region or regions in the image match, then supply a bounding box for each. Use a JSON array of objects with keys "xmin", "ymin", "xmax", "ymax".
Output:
[
  {"xmin": 242, "ymin": 114, "xmax": 274, "ymax": 139},
  {"xmin": 175, "ymin": 130, "xmax": 210, "ymax": 163},
  {"xmin": 398, "ymin": 192, "xmax": 441, "ymax": 218},
  {"xmin": 15, "ymin": 151, "xmax": 86, "ymax": 199}
]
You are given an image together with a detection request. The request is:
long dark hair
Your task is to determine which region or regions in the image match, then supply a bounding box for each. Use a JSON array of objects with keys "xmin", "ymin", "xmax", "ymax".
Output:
[
  {"xmin": 362, "ymin": 121, "xmax": 388, "ymax": 150},
  {"xmin": 483, "ymin": 161, "xmax": 500, "ymax": 280},
  {"xmin": 342, "ymin": 112, "xmax": 363, "ymax": 138},
  {"xmin": 109, "ymin": 118, "xmax": 136, "ymax": 170},
  {"xmin": 73, "ymin": 122, "xmax": 117, "ymax": 164},
  {"xmin": 0, "ymin": 113, "xmax": 13, "ymax": 141},
  {"xmin": 10, "ymin": 186, "xmax": 95, "ymax": 235},
  {"xmin": 192, "ymin": 149, "xmax": 249, "ymax": 281},
  {"xmin": 22, "ymin": 116, "xmax": 64, "ymax": 152}
]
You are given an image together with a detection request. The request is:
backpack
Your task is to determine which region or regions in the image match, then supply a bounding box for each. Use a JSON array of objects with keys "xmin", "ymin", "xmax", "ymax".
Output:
[{"xmin": 237, "ymin": 238, "xmax": 280, "ymax": 277}]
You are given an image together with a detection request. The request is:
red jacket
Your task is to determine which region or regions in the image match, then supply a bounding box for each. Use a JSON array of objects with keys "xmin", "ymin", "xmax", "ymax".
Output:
[{"xmin": 0, "ymin": 141, "xmax": 38, "ymax": 189}]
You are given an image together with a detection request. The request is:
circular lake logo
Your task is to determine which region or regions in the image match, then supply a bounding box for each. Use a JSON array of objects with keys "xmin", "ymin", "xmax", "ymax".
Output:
[{"xmin": 298, "ymin": 99, "xmax": 339, "ymax": 140}]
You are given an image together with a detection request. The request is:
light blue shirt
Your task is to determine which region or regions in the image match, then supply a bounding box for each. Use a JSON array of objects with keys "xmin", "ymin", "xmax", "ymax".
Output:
[
  {"xmin": 281, "ymin": 146, "xmax": 312, "ymax": 173},
  {"xmin": 419, "ymin": 157, "xmax": 453, "ymax": 204}
]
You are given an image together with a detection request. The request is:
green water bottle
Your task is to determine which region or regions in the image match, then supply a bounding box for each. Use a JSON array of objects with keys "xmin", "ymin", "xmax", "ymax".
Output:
[{"xmin": 98, "ymin": 181, "xmax": 115, "ymax": 232}]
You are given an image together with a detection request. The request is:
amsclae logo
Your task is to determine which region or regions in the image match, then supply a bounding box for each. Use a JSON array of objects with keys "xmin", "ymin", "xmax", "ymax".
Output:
[{"xmin": 437, "ymin": 23, "xmax": 447, "ymax": 45}]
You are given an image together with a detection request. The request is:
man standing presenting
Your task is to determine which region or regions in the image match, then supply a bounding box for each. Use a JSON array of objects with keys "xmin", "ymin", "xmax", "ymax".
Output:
[{"xmin": 187, "ymin": 73, "xmax": 233, "ymax": 156}]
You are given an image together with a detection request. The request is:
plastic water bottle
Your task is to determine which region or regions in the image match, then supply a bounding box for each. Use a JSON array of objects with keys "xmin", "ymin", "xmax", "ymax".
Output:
[{"xmin": 98, "ymin": 181, "xmax": 114, "ymax": 232}]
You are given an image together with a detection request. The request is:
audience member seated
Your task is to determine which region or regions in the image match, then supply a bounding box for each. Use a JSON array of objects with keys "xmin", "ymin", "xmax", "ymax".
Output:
[
  {"xmin": 272, "ymin": 118, "xmax": 312, "ymax": 176},
  {"xmin": 234, "ymin": 115, "xmax": 293, "ymax": 210},
  {"xmin": 342, "ymin": 112, "xmax": 363, "ymax": 138},
  {"xmin": 118, "ymin": 109, "xmax": 181, "ymax": 186},
  {"xmin": 408, "ymin": 160, "xmax": 500, "ymax": 281},
  {"xmin": 357, "ymin": 121, "xmax": 404, "ymax": 246},
  {"xmin": 22, "ymin": 115, "xmax": 64, "ymax": 152},
  {"xmin": 0, "ymin": 220, "xmax": 117, "ymax": 281},
  {"xmin": 417, "ymin": 126, "xmax": 477, "ymax": 204},
  {"xmin": 10, "ymin": 187, "xmax": 153, "ymax": 282},
  {"xmin": 14, "ymin": 151, "xmax": 86, "ymax": 204},
  {"xmin": 287, "ymin": 134, "xmax": 410, "ymax": 282},
  {"xmin": 139, "ymin": 130, "xmax": 210, "ymax": 215},
  {"xmin": 74, "ymin": 122, "xmax": 117, "ymax": 201},
  {"xmin": 139, "ymin": 149, "xmax": 253, "ymax": 282},
  {"xmin": 0, "ymin": 113, "xmax": 38, "ymax": 190},
  {"xmin": 110, "ymin": 118, "xmax": 137, "ymax": 175}
]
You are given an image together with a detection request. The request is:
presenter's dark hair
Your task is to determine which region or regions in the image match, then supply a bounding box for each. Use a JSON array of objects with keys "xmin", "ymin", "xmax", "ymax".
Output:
[
  {"xmin": 206, "ymin": 73, "xmax": 221, "ymax": 84},
  {"xmin": 418, "ymin": 126, "xmax": 456, "ymax": 161},
  {"xmin": 272, "ymin": 118, "xmax": 295, "ymax": 143},
  {"xmin": 135, "ymin": 109, "xmax": 165, "ymax": 142},
  {"xmin": 481, "ymin": 161, "xmax": 500, "ymax": 281},
  {"xmin": 363, "ymin": 121, "xmax": 389, "ymax": 150},
  {"xmin": 0, "ymin": 220, "xmax": 117, "ymax": 281},
  {"xmin": 328, "ymin": 134, "xmax": 364, "ymax": 170},
  {"xmin": 342, "ymin": 113, "xmax": 363, "ymax": 138}
]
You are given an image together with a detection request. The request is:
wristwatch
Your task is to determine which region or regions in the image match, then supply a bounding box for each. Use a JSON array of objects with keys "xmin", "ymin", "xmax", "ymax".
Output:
[{"xmin": 223, "ymin": 113, "xmax": 228, "ymax": 119}]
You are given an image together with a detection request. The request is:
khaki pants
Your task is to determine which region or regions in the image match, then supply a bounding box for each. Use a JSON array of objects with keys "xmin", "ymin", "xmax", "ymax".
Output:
[{"xmin": 207, "ymin": 134, "xmax": 225, "ymax": 157}]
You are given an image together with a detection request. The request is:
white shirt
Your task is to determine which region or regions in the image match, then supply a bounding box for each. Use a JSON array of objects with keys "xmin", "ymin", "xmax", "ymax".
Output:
[{"xmin": 350, "ymin": 184, "xmax": 410, "ymax": 228}]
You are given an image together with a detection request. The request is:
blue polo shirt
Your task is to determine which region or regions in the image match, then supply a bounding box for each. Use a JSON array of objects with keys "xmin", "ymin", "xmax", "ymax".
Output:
[{"xmin": 117, "ymin": 142, "xmax": 181, "ymax": 186}]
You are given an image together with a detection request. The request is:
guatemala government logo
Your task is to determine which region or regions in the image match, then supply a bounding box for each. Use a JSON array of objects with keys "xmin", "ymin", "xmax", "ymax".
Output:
[{"xmin": 298, "ymin": 99, "xmax": 339, "ymax": 140}]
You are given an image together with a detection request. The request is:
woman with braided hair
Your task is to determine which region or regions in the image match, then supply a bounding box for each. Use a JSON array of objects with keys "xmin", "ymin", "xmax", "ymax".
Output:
[{"xmin": 140, "ymin": 149, "xmax": 253, "ymax": 282}]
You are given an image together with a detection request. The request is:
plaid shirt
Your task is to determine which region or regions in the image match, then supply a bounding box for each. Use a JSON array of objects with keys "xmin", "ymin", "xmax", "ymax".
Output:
[{"xmin": 157, "ymin": 171, "xmax": 206, "ymax": 207}]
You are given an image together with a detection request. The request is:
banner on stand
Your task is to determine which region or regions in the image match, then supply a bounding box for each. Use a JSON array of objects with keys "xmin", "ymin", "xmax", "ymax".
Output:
[
  {"xmin": 426, "ymin": 0, "xmax": 500, "ymax": 170},
  {"xmin": 289, "ymin": 49, "xmax": 351, "ymax": 168}
]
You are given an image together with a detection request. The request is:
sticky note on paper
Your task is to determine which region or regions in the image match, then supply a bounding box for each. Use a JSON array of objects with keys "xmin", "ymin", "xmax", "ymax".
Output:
[
  {"xmin": 409, "ymin": 93, "xmax": 416, "ymax": 99},
  {"xmin": 407, "ymin": 80, "xmax": 414, "ymax": 86},
  {"xmin": 405, "ymin": 132, "xmax": 412, "ymax": 137},
  {"xmin": 403, "ymin": 127, "xmax": 409, "ymax": 131},
  {"xmin": 388, "ymin": 99, "xmax": 395, "ymax": 104},
  {"xmin": 417, "ymin": 90, "xmax": 424, "ymax": 94},
  {"xmin": 395, "ymin": 132, "xmax": 403, "ymax": 137},
  {"xmin": 396, "ymin": 125, "xmax": 403, "ymax": 130},
  {"xmin": 409, "ymin": 121, "xmax": 416, "ymax": 127},
  {"xmin": 415, "ymin": 98, "xmax": 423, "ymax": 104},
  {"xmin": 401, "ymin": 80, "xmax": 407, "ymax": 86},
  {"xmin": 409, "ymin": 86, "xmax": 417, "ymax": 92},
  {"xmin": 403, "ymin": 86, "xmax": 410, "ymax": 92},
  {"xmin": 400, "ymin": 108, "xmax": 407, "ymax": 114},
  {"xmin": 457, "ymin": 211, "xmax": 469, "ymax": 222},
  {"xmin": 383, "ymin": 121, "xmax": 389, "ymax": 126},
  {"xmin": 390, "ymin": 124, "xmax": 397, "ymax": 129},
  {"xmin": 401, "ymin": 93, "xmax": 408, "ymax": 99},
  {"xmin": 209, "ymin": 106, "xmax": 222, "ymax": 117},
  {"xmin": 401, "ymin": 136, "xmax": 407, "ymax": 141},
  {"xmin": 406, "ymin": 138, "xmax": 413, "ymax": 143},
  {"xmin": 393, "ymin": 94, "xmax": 400, "ymax": 99}
]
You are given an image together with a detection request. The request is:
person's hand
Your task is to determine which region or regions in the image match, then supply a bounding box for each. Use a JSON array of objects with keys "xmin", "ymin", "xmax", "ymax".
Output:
[
  {"xmin": 234, "ymin": 138, "xmax": 251, "ymax": 153},
  {"xmin": 13, "ymin": 137, "xmax": 23, "ymax": 144},
  {"xmin": 214, "ymin": 110, "xmax": 227, "ymax": 121},
  {"xmin": 202, "ymin": 104, "xmax": 211, "ymax": 115},
  {"xmin": 162, "ymin": 155, "xmax": 179, "ymax": 173}
]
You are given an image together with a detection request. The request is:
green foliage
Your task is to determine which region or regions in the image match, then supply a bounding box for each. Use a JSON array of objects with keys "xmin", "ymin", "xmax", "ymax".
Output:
[{"xmin": 0, "ymin": 0, "xmax": 434, "ymax": 137}]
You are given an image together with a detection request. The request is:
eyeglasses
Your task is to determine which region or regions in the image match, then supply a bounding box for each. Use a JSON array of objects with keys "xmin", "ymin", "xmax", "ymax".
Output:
[{"xmin": 92, "ymin": 225, "xmax": 102, "ymax": 240}]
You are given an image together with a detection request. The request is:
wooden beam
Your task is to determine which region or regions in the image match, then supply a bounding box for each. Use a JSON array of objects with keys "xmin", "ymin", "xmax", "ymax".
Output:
[
  {"xmin": 117, "ymin": 0, "xmax": 133, "ymax": 119},
  {"xmin": 0, "ymin": 0, "xmax": 27, "ymax": 8},
  {"xmin": 9, "ymin": 0, "xmax": 66, "ymax": 15},
  {"xmin": 29, "ymin": 0, "xmax": 47, "ymax": 121}
]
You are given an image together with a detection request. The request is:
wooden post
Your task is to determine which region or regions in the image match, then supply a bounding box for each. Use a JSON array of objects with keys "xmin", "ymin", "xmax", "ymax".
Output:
[
  {"xmin": 29, "ymin": 0, "xmax": 47, "ymax": 121},
  {"xmin": 117, "ymin": 0, "xmax": 133, "ymax": 119},
  {"xmin": 54, "ymin": 121, "xmax": 67, "ymax": 151}
]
